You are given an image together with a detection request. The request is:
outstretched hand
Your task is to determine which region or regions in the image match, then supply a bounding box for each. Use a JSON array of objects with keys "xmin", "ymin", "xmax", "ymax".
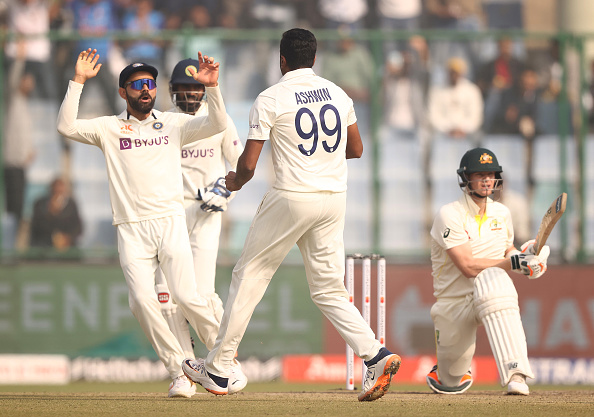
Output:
[
  {"xmin": 187, "ymin": 52, "xmax": 220, "ymax": 87},
  {"xmin": 73, "ymin": 48, "xmax": 102, "ymax": 84}
]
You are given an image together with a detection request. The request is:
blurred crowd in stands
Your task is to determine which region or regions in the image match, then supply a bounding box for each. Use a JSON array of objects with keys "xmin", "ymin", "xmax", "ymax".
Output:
[{"xmin": 0, "ymin": 0, "xmax": 584, "ymax": 253}]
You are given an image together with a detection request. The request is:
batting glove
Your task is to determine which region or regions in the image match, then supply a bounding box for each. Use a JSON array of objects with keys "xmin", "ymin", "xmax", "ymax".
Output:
[
  {"xmin": 510, "ymin": 245, "xmax": 550, "ymax": 279},
  {"xmin": 520, "ymin": 239, "xmax": 536, "ymax": 255},
  {"xmin": 197, "ymin": 177, "xmax": 232, "ymax": 212}
]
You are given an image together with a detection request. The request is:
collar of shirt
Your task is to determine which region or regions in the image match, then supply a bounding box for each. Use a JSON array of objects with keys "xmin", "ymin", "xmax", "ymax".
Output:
[
  {"xmin": 459, "ymin": 193, "xmax": 493, "ymax": 218},
  {"xmin": 117, "ymin": 109, "xmax": 161, "ymax": 122},
  {"xmin": 279, "ymin": 67, "xmax": 316, "ymax": 83}
]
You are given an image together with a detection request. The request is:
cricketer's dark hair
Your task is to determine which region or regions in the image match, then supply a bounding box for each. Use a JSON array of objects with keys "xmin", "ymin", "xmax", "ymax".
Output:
[{"xmin": 280, "ymin": 28, "xmax": 317, "ymax": 70}]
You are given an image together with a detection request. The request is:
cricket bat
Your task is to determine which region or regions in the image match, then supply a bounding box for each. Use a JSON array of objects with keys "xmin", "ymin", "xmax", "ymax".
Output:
[{"xmin": 533, "ymin": 192, "xmax": 567, "ymax": 255}]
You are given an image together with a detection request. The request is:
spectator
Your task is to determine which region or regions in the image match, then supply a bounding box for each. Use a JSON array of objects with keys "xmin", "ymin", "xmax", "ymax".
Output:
[
  {"xmin": 482, "ymin": 0, "xmax": 524, "ymax": 30},
  {"xmin": 477, "ymin": 38, "xmax": 527, "ymax": 132},
  {"xmin": 489, "ymin": 67, "xmax": 542, "ymax": 198},
  {"xmin": 121, "ymin": 0, "xmax": 165, "ymax": 67},
  {"xmin": 2, "ymin": 0, "xmax": 58, "ymax": 100},
  {"xmin": 321, "ymin": 29, "xmax": 374, "ymax": 135},
  {"xmin": 382, "ymin": 50, "xmax": 426, "ymax": 138},
  {"xmin": 68, "ymin": 0, "xmax": 120, "ymax": 114},
  {"xmin": 318, "ymin": 0, "xmax": 368, "ymax": 31},
  {"xmin": 251, "ymin": 0, "xmax": 298, "ymax": 29},
  {"xmin": 30, "ymin": 177, "xmax": 83, "ymax": 249},
  {"xmin": 489, "ymin": 67, "xmax": 540, "ymax": 137},
  {"xmin": 218, "ymin": 0, "xmax": 253, "ymax": 28},
  {"xmin": 423, "ymin": 0, "xmax": 483, "ymax": 82},
  {"xmin": 476, "ymin": 38, "xmax": 526, "ymax": 96},
  {"xmin": 3, "ymin": 42, "xmax": 36, "ymax": 246},
  {"xmin": 321, "ymin": 31, "xmax": 374, "ymax": 103},
  {"xmin": 377, "ymin": 0, "xmax": 422, "ymax": 54},
  {"xmin": 428, "ymin": 57, "xmax": 483, "ymax": 140}
]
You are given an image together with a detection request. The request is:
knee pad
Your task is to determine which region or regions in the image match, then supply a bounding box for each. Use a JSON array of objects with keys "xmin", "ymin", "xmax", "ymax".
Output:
[{"xmin": 474, "ymin": 268, "xmax": 534, "ymax": 385}]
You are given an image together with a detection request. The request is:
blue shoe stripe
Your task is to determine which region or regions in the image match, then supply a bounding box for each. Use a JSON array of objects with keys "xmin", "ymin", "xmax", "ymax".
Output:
[{"xmin": 207, "ymin": 371, "xmax": 229, "ymax": 388}]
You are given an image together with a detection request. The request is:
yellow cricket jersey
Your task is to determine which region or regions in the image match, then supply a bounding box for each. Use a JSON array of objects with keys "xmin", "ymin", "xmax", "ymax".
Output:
[{"xmin": 430, "ymin": 194, "xmax": 514, "ymax": 298}]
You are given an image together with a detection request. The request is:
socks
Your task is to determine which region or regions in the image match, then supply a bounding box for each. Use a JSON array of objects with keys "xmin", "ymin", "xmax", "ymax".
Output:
[{"xmin": 364, "ymin": 347, "xmax": 392, "ymax": 367}]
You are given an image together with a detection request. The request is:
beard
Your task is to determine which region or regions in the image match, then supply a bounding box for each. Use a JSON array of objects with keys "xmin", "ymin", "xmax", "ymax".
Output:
[
  {"xmin": 128, "ymin": 92, "xmax": 156, "ymax": 114},
  {"xmin": 178, "ymin": 100, "xmax": 201, "ymax": 114}
]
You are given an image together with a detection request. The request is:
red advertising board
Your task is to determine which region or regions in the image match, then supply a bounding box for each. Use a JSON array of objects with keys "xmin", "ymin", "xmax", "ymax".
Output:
[
  {"xmin": 324, "ymin": 265, "xmax": 594, "ymax": 358},
  {"xmin": 282, "ymin": 354, "xmax": 500, "ymax": 384}
]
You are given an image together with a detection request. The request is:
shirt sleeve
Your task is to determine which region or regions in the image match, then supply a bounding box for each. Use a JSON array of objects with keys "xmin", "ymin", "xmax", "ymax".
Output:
[
  {"xmin": 246, "ymin": 93, "xmax": 275, "ymax": 141},
  {"xmin": 431, "ymin": 205, "xmax": 469, "ymax": 250},
  {"xmin": 221, "ymin": 114, "xmax": 243, "ymax": 170},
  {"xmin": 181, "ymin": 85, "xmax": 228, "ymax": 146},
  {"xmin": 56, "ymin": 81, "xmax": 104, "ymax": 147},
  {"xmin": 347, "ymin": 98, "xmax": 357, "ymax": 126}
]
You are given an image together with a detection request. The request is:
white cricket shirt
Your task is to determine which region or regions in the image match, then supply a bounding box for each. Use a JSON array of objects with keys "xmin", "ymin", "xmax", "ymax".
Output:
[
  {"xmin": 430, "ymin": 194, "xmax": 514, "ymax": 299},
  {"xmin": 247, "ymin": 68, "xmax": 357, "ymax": 193},
  {"xmin": 178, "ymin": 103, "xmax": 243, "ymax": 201},
  {"xmin": 57, "ymin": 81, "xmax": 227, "ymax": 225}
]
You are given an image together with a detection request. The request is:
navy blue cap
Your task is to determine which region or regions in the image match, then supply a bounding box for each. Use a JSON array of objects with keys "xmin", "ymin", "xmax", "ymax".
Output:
[
  {"xmin": 119, "ymin": 62, "xmax": 158, "ymax": 88},
  {"xmin": 170, "ymin": 58, "xmax": 202, "ymax": 85}
]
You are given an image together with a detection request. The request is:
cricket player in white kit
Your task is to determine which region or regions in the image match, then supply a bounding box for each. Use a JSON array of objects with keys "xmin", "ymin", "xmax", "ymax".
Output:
[
  {"xmin": 153, "ymin": 58, "xmax": 247, "ymax": 392},
  {"xmin": 426, "ymin": 148, "xmax": 550, "ymax": 396},
  {"xmin": 183, "ymin": 28, "xmax": 401, "ymax": 402},
  {"xmin": 57, "ymin": 49, "xmax": 227, "ymax": 397}
]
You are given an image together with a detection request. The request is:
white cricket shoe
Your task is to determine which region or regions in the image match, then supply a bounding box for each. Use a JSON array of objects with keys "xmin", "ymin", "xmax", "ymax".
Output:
[
  {"xmin": 228, "ymin": 359, "xmax": 248, "ymax": 394},
  {"xmin": 168, "ymin": 375, "xmax": 196, "ymax": 398},
  {"xmin": 358, "ymin": 347, "xmax": 401, "ymax": 402},
  {"xmin": 183, "ymin": 358, "xmax": 228, "ymax": 395},
  {"xmin": 507, "ymin": 373, "xmax": 530, "ymax": 396}
]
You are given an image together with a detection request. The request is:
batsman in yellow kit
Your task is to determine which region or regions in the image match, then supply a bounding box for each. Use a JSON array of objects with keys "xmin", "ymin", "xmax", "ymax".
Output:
[{"xmin": 426, "ymin": 147, "xmax": 551, "ymax": 396}]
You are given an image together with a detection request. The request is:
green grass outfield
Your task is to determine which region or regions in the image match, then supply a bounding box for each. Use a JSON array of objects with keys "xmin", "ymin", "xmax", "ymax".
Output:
[{"xmin": 1, "ymin": 382, "xmax": 593, "ymax": 417}]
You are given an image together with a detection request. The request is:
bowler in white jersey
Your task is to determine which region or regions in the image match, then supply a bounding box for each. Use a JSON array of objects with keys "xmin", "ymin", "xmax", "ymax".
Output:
[
  {"xmin": 57, "ymin": 49, "xmax": 226, "ymax": 397},
  {"xmin": 182, "ymin": 28, "xmax": 401, "ymax": 402},
  {"xmin": 425, "ymin": 148, "xmax": 551, "ymax": 396}
]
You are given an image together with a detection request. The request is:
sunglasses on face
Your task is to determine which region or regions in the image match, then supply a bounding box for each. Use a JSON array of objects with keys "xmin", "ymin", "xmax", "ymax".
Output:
[{"xmin": 125, "ymin": 78, "xmax": 157, "ymax": 90}]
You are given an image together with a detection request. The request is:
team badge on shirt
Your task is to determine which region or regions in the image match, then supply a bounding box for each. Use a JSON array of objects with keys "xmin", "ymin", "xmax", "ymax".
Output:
[
  {"xmin": 152, "ymin": 121, "xmax": 164, "ymax": 130},
  {"xmin": 490, "ymin": 219, "xmax": 502, "ymax": 231}
]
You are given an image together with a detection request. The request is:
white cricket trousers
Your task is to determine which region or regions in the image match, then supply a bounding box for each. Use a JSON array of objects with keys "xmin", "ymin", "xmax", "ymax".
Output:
[
  {"xmin": 430, "ymin": 295, "xmax": 480, "ymax": 386},
  {"xmin": 154, "ymin": 201, "xmax": 225, "ymax": 325},
  {"xmin": 117, "ymin": 215, "xmax": 221, "ymax": 378},
  {"xmin": 206, "ymin": 189, "xmax": 382, "ymax": 377}
]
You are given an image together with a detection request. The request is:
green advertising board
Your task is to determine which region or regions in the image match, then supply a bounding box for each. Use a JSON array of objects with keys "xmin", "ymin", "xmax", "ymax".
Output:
[{"xmin": 0, "ymin": 263, "xmax": 323, "ymax": 359}]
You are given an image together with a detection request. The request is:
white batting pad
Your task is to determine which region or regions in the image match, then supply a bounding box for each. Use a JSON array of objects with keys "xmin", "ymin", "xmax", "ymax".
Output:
[
  {"xmin": 474, "ymin": 268, "xmax": 534, "ymax": 385},
  {"xmin": 155, "ymin": 283, "xmax": 195, "ymax": 359}
]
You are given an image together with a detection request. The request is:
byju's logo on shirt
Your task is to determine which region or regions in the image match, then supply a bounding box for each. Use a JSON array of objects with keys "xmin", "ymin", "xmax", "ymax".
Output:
[
  {"xmin": 120, "ymin": 138, "xmax": 132, "ymax": 150},
  {"xmin": 119, "ymin": 137, "xmax": 169, "ymax": 150}
]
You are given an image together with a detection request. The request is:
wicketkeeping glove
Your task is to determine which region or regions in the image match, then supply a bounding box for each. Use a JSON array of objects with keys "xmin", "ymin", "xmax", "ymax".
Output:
[
  {"xmin": 197, "ymin": 177, "xmax": 232, "ymax": 212},
  {"xmin": 510, "ymin": 245, "xmax": 550, "ymax": 279}
]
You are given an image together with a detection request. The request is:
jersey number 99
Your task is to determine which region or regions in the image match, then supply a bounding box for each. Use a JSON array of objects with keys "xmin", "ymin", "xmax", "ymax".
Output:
[{"xmin": 295, "ymin": 104, "xmax": 341, "ymax": 156}]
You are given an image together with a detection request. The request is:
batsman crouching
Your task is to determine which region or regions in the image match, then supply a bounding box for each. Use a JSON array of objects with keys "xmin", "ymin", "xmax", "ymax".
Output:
[{"xmin": 426, "ymin": 148, "xmax": 550, "ymax": 396}]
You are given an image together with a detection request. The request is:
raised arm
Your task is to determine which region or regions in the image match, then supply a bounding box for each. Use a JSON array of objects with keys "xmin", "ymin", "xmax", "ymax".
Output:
[
  {"xmin": 182, "ymin": 52, "xmax": 227, "ymax": 144},
  {"xmin": 57, "ymin": 49, "xmax": 103, "ymax": 145}
]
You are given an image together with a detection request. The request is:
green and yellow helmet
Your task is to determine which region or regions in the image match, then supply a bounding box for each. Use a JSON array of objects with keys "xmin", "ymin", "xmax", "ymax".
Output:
[{"xmin": 457, "ymin": 147, "xmax": 503, "ymax": 190}]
